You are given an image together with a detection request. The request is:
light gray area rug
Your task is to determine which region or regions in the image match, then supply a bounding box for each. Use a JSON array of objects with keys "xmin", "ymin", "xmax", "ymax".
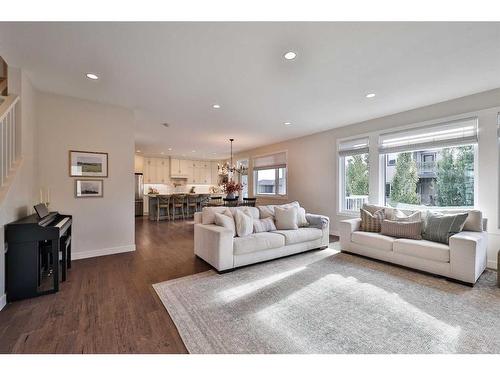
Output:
[{"xmin": 153, "ymin": 248, "xmax": 500, "ymax": 354}]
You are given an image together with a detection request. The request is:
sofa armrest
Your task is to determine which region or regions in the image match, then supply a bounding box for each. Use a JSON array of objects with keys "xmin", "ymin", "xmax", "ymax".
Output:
[
  {"xmin": 194, "ymin": 211, "xmax": 202, "ymax": 224},
  {"xmin": 306, "ymin": 214, "xmax": 330, "ymax": 247},
  {"xmin": 194, "ymin": 224, "xmax": 234, "ymax": 271},
  {"xmin": 449, "ymin": 231, "xmax": 488, "ymax": 284},
  {"xmin": 339, "ymin": 218, "xmax": 361, "ymax": 251}
]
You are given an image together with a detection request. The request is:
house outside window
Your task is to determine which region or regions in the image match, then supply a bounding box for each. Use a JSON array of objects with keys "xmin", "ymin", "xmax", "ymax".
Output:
[
  {"xmin": 253, "ymin": 151, "xmax": 287, "ymax": 197},
  {"xmin": 380, "ymin": 117, "xmax": 477, "ymax": 209}
]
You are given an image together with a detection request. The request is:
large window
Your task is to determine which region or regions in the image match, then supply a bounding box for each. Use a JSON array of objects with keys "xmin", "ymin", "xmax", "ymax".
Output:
[
  {"xmin": 380, "ymin": 117, "xmax": 477, "ymax": 209},
  {"xmin": 339, "ymin": 137, "xmax": 370, "ymax": 212},
  {"xmin": 253, "ymin": 151, "xmax": 287, "ymax": 197}
]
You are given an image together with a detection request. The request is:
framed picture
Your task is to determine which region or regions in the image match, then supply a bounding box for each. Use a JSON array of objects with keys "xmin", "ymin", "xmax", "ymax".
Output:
[
  {"xmin": 75, "ymin": 179, "xmax": 104, "ymax": 198},
  {"xmin": 69, "ymin": 150, "xmax": 108, "ymax": 177}
]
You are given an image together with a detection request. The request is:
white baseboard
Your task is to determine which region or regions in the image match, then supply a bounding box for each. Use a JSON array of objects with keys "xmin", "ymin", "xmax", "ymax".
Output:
[
  {"xmin": 0, "ymin": 293, "xmax": 6, "ymax": 311},
  {"xmin": 72, "ymin": 244, "xmax": 136, "ymax": 260},
  {"xmin": 487, "ymin": 260, "xmax": 498, "ymax": 270}
]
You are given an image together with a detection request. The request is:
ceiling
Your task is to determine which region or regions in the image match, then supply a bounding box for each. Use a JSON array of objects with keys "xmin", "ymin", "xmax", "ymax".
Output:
[{"xmin": 1, "ymin": 22, "xmax": 500, "ymax": 159}]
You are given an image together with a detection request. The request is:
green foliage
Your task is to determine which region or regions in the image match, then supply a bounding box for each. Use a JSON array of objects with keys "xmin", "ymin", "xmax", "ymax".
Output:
[
  {"xmin": 436, "ymin": 146, "xmax": 474, "ymax": 206},
  {"xmin": 346, "ymin": 154, "xmax": 369, "ymax": 196},
  {"xmin": 390, "ymin": 152, "xmax": 419, "ymax": 205}
]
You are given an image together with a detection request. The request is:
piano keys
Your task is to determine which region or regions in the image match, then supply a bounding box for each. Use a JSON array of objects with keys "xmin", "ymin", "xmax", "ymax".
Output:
[{"xmin": 5, "ymin": 210, "xmax": 72, "ymax": 302}]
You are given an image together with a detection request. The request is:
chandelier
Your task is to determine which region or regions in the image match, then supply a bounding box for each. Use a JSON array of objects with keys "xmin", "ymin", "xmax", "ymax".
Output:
[{"xmin": 218, "ymin": 138, "xmax": 248, "ymax": 177}]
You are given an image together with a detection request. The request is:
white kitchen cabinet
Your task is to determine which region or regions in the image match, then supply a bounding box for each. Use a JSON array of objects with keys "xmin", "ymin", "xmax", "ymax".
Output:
[{"xmin": 144, "ymin": 157, "xmax": 170, "ymax": 183}]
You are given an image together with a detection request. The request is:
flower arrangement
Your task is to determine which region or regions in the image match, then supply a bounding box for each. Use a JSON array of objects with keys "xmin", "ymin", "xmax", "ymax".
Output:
[{"xmin": 222, "ymin": 180, "xmax": 242, "ymax": 195}]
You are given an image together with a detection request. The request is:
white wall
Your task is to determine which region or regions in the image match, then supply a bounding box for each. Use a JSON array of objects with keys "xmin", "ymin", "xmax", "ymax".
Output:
[
  {"xmin": 0, "ymin": 68, "xmax": 38, "ymax": 309},
  {"xmin": 37, "ymin": 92, "xmax": 136, "ymax": 259},
  {"xmin": 235, "ymin": 88, "xmax": 500, "ymax": 269}
]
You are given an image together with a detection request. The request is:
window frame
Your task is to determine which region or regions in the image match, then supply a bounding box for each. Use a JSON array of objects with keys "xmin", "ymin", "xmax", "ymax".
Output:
[{"xmin": 252, "ymin": 150, "xmax": 288, "ymax": 199}]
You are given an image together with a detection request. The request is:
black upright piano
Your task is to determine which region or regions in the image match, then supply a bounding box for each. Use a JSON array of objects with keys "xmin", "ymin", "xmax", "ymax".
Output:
[{"xmin": 5, "ymin": 206, "xmax": 72, "ymax": 302}]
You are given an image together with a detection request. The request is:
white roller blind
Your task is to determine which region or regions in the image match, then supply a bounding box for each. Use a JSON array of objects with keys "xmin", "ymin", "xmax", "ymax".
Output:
[
  {"xmin": 379, "ymin": 117, "xmax": 478, "ymax": 154},
  {"xmin": 253, "ymin": 151, "xmax": 287, "ymax": 170},
  {"xmin": 338, "ymin": 137, "xmax": 370, "ymax": 157}
]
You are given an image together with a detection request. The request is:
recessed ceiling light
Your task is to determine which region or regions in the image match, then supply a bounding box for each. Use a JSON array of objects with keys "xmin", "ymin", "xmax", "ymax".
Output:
[
  {"xmin": 160, "ymin": 152, "xmax": 164, "ymax": 155},
  {"xmin": 168, "ymin": 148, "xmax": 172, "ymax": 151},
  {"xmin": 212, "ymin": 104, "xmax": 221, "ymax": 109},
  {"xmin": 86, "ymin": 73, "xmax": 99, "ymax": 80},
  {"xmin": 136, "ymin": 150, "xmax": 141, "ymax": 153},
  {"xmin": 284, "ymin": 122, "xmax": 292, "ymax": 126},
  {"xmin": 213, "ymin": 152, "xmax": 217, "ymax": 155},
  {"xmin": 284, "ymin": 51, "xmax": 297, "ymax": 60},
  {"xmin": 192, "ymin": 150, "xmax": 196, "ymax": 153},
  {"xmin": 366, "ymin": 93, "xmax": 376, "ymax": 98}
]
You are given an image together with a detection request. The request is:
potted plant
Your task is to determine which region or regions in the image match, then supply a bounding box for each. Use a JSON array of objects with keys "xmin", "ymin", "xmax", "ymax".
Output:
[{"xmin": 222, "ymin": 180, "xmax": 242, "ymax": 199}]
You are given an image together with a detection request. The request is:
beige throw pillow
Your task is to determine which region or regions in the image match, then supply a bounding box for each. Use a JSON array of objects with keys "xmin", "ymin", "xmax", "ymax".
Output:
[
  {"xmin": 360, "ymin": 208, "xmax": 385, "ymax": 233},
  {"xmin": 381, "ymin": 220, "xmax": 422, "ymax": 240},
  {"xmin": 235, "ymin": 209, "xmax": 254, "ymax": 237},
  {"xmin": 392, "ymin": 210, "xmax": 421, "ymax": 222},
  {"xmin": 214, "ymin": 210, "xmax": 235, "ymax": 237},
  {"xmin": 274, "ymin": 206, "xmax": 299, "ymax": 230}
]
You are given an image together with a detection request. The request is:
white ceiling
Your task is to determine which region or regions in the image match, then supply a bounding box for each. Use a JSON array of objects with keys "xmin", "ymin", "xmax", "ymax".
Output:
[{"xmin": 1, "ymin": 22, "xmax": 500, "ymax": 159}]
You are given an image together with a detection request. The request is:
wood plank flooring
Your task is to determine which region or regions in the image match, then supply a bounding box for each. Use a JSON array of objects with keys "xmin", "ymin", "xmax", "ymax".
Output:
[
  {"xmin": 0, "ymin": 217, "xmax": 338, "ymax": 353},
  {"xmin": 0, "ymin": 217, "xmax": 210, "ymax": 353}
]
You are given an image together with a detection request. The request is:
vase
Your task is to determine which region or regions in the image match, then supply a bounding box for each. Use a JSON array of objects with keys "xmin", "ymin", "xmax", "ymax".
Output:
[{"xmin": 226, "ymin": 192, "xmax": 235, "ymax": 199}]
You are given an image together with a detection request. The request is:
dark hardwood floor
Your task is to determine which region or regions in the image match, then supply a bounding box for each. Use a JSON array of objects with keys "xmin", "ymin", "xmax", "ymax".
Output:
[
  {"xmin": 0, "ymin": 217, "xmax": 338, "ymax": 353},
  {"xmin": 0, "ymin": 217, "xmax": 210, "ymax": 353}
]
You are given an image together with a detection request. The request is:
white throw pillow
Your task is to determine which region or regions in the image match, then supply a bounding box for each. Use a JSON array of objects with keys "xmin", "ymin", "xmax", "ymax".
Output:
[
  {"xmin": 214, "ymin": 211, "xmax": 235, "ymax": 237},
  {"xmin": 274, "ymin": 206, "xmax": 299, "ymax": 230},
  {"xmin": 297, "ymin": 206, "xmax": 308, "ymax": 227},
  {"xmin": 392, "ymin": 210, "xmax": 421, "ymax": 223},
  {"xmin": 235, "ymin": 209, "xmax": 254, "ymax": 237}
]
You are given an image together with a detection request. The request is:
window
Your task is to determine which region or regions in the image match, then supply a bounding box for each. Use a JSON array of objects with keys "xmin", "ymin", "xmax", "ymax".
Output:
[
  {"xmin": 253, "ymin": 152, "xmax": 287, "ymax": 197},
  {"xmin": 338, "ymin": 137, "xmax": 370, "ymax": 212},
  {"xmin": 379, "ymin": 117, "xmax": 477, "ymax": 209}
]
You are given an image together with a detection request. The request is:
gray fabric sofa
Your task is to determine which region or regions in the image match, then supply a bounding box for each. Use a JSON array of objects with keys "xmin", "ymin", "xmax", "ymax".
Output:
[{"xmin": 194, "ymin": 206, "xmax": 330, "ymax": 272}]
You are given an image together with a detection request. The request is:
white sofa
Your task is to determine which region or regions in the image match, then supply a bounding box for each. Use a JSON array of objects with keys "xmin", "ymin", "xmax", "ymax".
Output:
[
  {"xmin": 194, "ymin": 206, "xmax": 330, "ymax": 272},
  {"xmin": 339, "ymin": 207, "xmax": 488, "ymax": 285}
]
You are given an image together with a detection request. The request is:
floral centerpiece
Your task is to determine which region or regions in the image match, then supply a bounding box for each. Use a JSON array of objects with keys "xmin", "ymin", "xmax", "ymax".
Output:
[{"xmin": 222, "ymin": 180, "xmax": 242, "ymax": 199}]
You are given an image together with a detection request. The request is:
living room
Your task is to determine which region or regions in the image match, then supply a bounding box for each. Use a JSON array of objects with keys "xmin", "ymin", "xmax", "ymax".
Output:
[{"xmin": 1, "ymin": 1, "xmax": 500, "ymax": 373}]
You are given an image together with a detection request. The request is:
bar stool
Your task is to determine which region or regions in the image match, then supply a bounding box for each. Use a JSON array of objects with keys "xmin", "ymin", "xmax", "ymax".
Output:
[
  {"xmin": 171, "ymin": 194, "xmax": 186, "ymax": 221},
  {"xmin": 223, "ymin": 197, "xmax": 239, "ymax": 207},
  {"xmin": 198, "ymin": 194, "xmax": 210, "ymax": 211},
  {"xmin": 186, "ymin": 194, "xmax": 199, "ymax": 217},
  {"xmin": 157, "ymin": 196, "xmax": 170, "ymax": 221},
  {"xmin": 210, "ymin": 196, "xmax": 223, "ymax": 206}
]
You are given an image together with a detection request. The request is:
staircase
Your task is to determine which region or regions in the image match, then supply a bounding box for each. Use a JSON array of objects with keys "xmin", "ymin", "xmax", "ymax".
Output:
[{"xmin": 0, "ymin": 95, "xmax": 21, "ymax": 196}]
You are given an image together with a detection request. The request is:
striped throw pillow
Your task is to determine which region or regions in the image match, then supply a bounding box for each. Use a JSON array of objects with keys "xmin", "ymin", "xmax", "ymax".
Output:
[
  {"xmin": 360, "ymin": 208, "xmax": 385, "ymax": 233},
  {"xmin": 253, "ymin": 217, "xmax": 277, "ymax": 233},
  {"xmin": 422, "ymin": 211, "xmax": 468, "ymax": 244},
  {"xmin": 381, "ymin": 220, "xmax": 422, "ymax": 240}
]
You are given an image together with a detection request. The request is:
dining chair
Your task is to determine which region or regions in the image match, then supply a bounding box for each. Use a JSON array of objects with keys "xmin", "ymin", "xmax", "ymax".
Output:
[
  {"xmin": 223, "ymin": 197, "xmax": 239, "ymax": 207},
  {"xmin": 157, "ymin": 196, "xmax": 170, "ymax": 221},
  {"xmin": 243, "ymin": 197, "xmax": 257, "ymax": 207},
  {"xmin": 210, "ymin": 196, "xmax": 223, "ymax": 206},
  {"xmin": 171, "ymin": 194, "xmax": 186, "ymax": 221}
]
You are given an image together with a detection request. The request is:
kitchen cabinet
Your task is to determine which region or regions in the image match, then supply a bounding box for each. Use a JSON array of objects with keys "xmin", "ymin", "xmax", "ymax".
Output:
[
  {"xmin": 170, "ymin": 158, "xmax": 190, "ymax": 178},
  {"xmin": 144, "ymin": 157, "xmax": 169, "ymax": 183},
  {"xmin": 187, "ymin": 160, "xmax": 212, "ymax": 184}
]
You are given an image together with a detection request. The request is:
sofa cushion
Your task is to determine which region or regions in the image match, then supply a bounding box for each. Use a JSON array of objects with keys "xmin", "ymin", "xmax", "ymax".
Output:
[
  {"xmin": 393, "ymin": 238, "xmax": 450, "ymax": 263},
  {"xmin": 273, "ymin": 228, "xmax": 323, "ymax": 245},
  {"xmin": 351, "ymin": 231, "xmax": 395, "ymax": 252},
  {"xmin": 381, "ymin": 219, "xmax": 422, "ymax": 240},
  {"xmin": 258, "ymin": 201, "xmax": 308, "ymax": 227},
  {"xmin": 360, "ymin": 208, "xmax": 385, "ymax": 232},
  {"xmin": 202, "ymin": 206, "xmax": 259, "ymax": 224},
  {"xmin": 233, "ymin": 232, "xmax": 285, "ymax": 255},
  {"xmin": 423, "ymin": 211, "xmax": 468, "ymax": 244},
  {"xmin": 214, "ymin": 211, "xmax": 236, "ymax": 237},
  {"xmin": 235, "ymin": 209, "xmax": 254, "ymax": 237},
  {"xmin": 275, "ymin": 206, "xmax": 299, "ymax": 230}
]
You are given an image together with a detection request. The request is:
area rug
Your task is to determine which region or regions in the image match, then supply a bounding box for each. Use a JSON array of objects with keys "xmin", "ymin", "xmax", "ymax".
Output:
[{"xmin": 153, "ymin": 248, "xmax": 500, "ymax": 353}]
